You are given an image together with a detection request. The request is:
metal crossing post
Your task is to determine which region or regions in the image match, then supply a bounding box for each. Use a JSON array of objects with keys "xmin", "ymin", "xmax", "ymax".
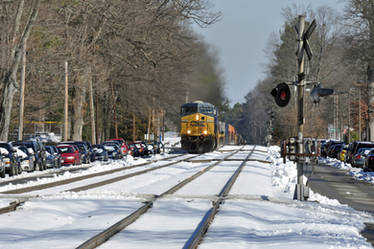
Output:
[{"xmin": 294, "ymin": 15, "xmax": 315, "ymax": 201}]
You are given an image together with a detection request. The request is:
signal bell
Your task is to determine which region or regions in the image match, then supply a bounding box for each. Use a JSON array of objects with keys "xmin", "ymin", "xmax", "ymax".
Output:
[{"xmin": 271, "ymin": 83, "xmax": 291, "ymax": 107}]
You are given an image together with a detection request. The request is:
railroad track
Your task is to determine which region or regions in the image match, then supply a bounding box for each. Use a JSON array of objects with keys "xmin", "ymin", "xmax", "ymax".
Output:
[
  {"xmin": 75, "ymin": 146, "xmax": 254, "ymax": 249},
  {"xmin": 183, "ymin": 146, "xmax": 256, "ymax": 249},
  {"xmin": 0, "ymin": 153, "xmax": 192, "ymax": 214},
  {"xmin": 0, "ymin": 153, "xmax": 189, "ymax": 195}
]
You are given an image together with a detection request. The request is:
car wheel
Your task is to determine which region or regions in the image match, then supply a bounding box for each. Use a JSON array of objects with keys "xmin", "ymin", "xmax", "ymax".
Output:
[
  {"xmin": 38, "ymin": 161, "xmax": 43, "ymax": 171},
  {"xmin": 8, "ymin": 165, "xmax": 15, "ymax": 177},
  {"xmin": 0, "ymin": 170, "xmax": 5, "ymax": 178}
]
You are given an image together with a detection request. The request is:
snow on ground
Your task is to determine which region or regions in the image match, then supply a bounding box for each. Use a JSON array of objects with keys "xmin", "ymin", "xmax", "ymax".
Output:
[
  {"xmin": 320, "ymin": 157, "xmax": 374, "ymax": 184},
  {"xmin": 0, "ymin": 144, "xmax": 373, "ymax": 248},
  {"xmin": 0, "ymin": 153, "xmax": 184, "ymax": 194}
]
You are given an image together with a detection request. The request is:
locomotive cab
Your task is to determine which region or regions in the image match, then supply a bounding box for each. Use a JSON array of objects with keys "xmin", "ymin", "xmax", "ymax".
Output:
[{"xmin": 180, "ymin": 101, "xmax": 217, "ymax": 153}]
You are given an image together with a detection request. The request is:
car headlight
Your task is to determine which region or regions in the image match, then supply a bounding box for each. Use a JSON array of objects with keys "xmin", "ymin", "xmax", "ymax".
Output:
[
  {"xmin": 187, "ymin": 130, "xmax": 191, "ymax": 134},
  {"xmin": 203, "ymin": 130, "xmax": 208, "ymax": 135}
]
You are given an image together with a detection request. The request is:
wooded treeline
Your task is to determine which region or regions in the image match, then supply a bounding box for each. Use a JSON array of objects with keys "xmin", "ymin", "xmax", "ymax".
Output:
[
  {"xmin": 0, "ymin": 0, "xmax": 227, "ymax": 142},
  {"xmin": 225, "ymin": 1, "xmax": 374, "ymax": 145}
]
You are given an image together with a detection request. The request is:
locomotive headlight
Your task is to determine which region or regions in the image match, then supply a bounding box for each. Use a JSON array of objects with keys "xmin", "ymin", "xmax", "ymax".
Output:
[
  {"xmin": 195, "ymin": 114, "xmax": 199, "ymax": 120},
  {"xmin": 203, "ymin": 130, "xmax": 208, "ymax": 135},
  {"xmin": 187, "ymin": 129, "xmax": 191, "ymax": 134}
]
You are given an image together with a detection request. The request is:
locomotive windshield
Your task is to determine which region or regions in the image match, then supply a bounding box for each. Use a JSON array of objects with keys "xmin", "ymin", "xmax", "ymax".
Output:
[
  {"xmin": 181, "ymin": 102, "xmax": 216, "ymax": 116},
  {"xmin": 181, "ymin": 104, "xmax": 198, "ymax": 116}
]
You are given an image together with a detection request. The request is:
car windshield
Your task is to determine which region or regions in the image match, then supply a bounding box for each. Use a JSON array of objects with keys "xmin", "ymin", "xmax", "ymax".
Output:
[
  {"xmin": 58, "ymin": 146, "xmax": 74, "ymax": 153},
  {"xmin": 358, "ymin": 148, "xmax": 371, "ymax": 155},
  {"xmin": 16, "ymin": 146, "xmax": 30, "ymax": 155},
  {"xmin": 46, "ymin": 147, "xmax": 54, "ymax": 154},
  {"xmin": 104, "ymin": 145, "xmax": 115, "ymax": 151}
]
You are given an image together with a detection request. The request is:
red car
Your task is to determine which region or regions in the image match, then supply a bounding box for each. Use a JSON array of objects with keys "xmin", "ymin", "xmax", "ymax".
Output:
[
  {"xmin": 105, "ymin": 138, "xmax": 129, "ymax": 156},
  {"xmin": 57, "ymin": 145, "xmax": 80, "ymax": 166}
]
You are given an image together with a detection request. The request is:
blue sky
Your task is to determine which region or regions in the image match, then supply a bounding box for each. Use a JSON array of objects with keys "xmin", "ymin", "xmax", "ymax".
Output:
[{"xmin": 192, "ymin": 0, "xmax": 346, "ymax": 105}]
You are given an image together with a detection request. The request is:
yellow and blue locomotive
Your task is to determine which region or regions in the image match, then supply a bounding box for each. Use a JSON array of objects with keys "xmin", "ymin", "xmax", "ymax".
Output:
[{"xmin": 180, "ymin": 101, "xmax": 225, "ymax": 153}]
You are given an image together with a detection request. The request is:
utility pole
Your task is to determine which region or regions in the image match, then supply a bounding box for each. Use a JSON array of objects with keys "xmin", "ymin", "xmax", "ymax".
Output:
[
  {"xmin": 359, "ymin": 88, "xmax": 361, "ymax": 140},
  {"xmin": 161, "ymin": 109, "xmax": 165, "ymax": 143},
  {"xmin": 348, "ymin": 91, "xmax": 351, "ymax": 143},
  {"xmin": 147, "ymin": 109, "xmax": 151, "ymax": 141},
  {"xmin": 95, "ymin": 92, "xmax": 99, "ymax": 144},
  {"xmin": 132, "ymin": 113, "xmax": 136, "ymax": 141},
  {"xmin": 18, "ymin": 41, "xmax": 26, "ymax": 141},
  {"xmin": 110, "ymin": 82, "xmax": 118, "ymax": 138},
  {"xmin": 64, "ymin": 61, "xmax": 69, "ymax": 141},
  {"xmin": 89, "ymin": 75, "xmax": 96, "ymax": 145}
]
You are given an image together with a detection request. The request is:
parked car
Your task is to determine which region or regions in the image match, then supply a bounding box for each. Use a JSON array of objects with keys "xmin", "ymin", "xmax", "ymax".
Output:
[
  {"xmin": 149, "ymin": 140, "xmax": 163, "ymax": 154},
  {"xmin": 352, "ymin": 147, "xmax": 372, "ymax": 168},
  {"xmin": 103, "ymin": 142, "xmax": 122, "ymax": 159},
  {"xmin": 45, "ymin": 145, "xmax": 62, "ymax": 168},
  {"xmin": 105, "ymin": 138, "xmax": 129, "ymax": 156},
  {"xmin": 364, "ymin": 149, "xmax": 374, "ymax": 172},
  {"xmin": 81, "ymin": 141, "xmax": 96, "ymax": 162},
  {"xmin": 129, "ymin": 142, "xmax": 145, "ymax": 157},
  {"xmin": 0, "ymin": 154, "xmax": 5, "ymax": 178},
  {"xmin": 326, "ymin": 142, "xmax": 344, "ymax": 158},
  {"xmin": 0, "ymin": 142, "xmax": 21, "ymax": 176},
  {"xmin": 92, "ymin": 144, "xmax": 109, "ymax": 161},
  {"xmin": 348, "ymin": 141, "xmax": 374, "ymax": 165},
  {"xmin": 14, "ymin": 145, "xmax": 35, "ymax": 172},
  {"xmin": 128, "ymin": 143, "xmax": 140, "ymax": 157},
  {"xmin": 330, "ymin": 143, "xmax": 345, "ymax": 159},
  {"xmin": 59, "ymin": 141, "xmax": 91, "ymax": 164},
  {"xmin": 133, "ymin": 141, "xmax": 150, "ymax": 156},
  {"xmin": 57, "ymin": 145, "xmax": 80, "ymax": 166}
]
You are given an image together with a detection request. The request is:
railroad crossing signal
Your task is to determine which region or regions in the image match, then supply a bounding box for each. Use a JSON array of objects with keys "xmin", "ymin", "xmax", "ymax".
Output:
[
  {"xmin": 270, "ymin": 82, "xmax": 291, "ymax": 107},
  {"xmin": 295, "ymin": 19, "xmax": 316, "ymax": 61}
]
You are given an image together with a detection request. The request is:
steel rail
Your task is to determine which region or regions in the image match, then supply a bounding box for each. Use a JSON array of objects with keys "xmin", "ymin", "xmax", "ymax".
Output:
[
  {"xmin": 67, "ymin": 154, "xmax": 200, "ymax": 192},
  {"xmin": 1, "ymin": 153, "xmax": 187, "ymax": 194},
  {"xmin": 0, "ymin": 200, "xmax": 25, "ymax": 214},
  {"xmin": 75, "ymin": 147, "xmax": 244, "ymax": 249},
  {"xmin": 183, "ymin": 146, "xmax": 256, "ymax": 249}
]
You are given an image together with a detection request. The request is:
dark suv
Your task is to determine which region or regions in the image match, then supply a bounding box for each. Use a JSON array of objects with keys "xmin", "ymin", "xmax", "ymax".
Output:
[
  {"xmin": 0, "ymin": 142, "xmax": 21, "ymax": 176},
  {"xmin": 12, "ymin": 140, "xmax": 47, "ymax": 171}
]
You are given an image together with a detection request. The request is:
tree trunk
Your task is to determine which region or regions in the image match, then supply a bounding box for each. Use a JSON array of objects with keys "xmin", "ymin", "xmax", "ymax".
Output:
[
  {"xmin": 89, "ymin": 72, "xmax": 96, "ymax": 144},
  {"xmin": 72, "ymin": 73, "xmax": 87, "ymax": 141},
  {"xmin": 368, "ymin": 65, "xmax": 374, "ymax": 141},
  {"xmin": 0, "ymin": 82, "xmax": 16, "ymax": 140}
]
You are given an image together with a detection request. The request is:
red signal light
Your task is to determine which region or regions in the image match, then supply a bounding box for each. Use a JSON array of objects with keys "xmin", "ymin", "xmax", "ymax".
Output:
[
  {"xmin": 271, "ymin": 83, "xmax": 291, "ymax": 107},
  {"xmin": 280, "ymin": 90, "xmax": 287, "ymax": 100}
]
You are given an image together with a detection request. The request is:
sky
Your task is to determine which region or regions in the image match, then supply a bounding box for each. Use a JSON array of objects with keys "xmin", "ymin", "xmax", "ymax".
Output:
[{"xmin": 192, "ymin": 0, "xmax": 346, "ymax": 105}]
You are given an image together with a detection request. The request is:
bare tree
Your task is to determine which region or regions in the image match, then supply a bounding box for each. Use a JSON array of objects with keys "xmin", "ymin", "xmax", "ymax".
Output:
[{"xmin": 0, "ymin": 0, "xmax": 40, "ymax": 140}]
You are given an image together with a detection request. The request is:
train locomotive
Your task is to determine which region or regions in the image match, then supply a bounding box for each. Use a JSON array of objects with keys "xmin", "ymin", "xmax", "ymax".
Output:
[{"xmin": 180, "ymin": 101, "xmax": 239, "ymax": 153}]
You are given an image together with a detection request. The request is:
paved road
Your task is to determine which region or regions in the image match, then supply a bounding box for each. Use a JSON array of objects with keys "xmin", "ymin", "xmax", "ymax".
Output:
[{"xmin": 308, "ymin": 161, "xmax": 374, "ymax": 245}]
